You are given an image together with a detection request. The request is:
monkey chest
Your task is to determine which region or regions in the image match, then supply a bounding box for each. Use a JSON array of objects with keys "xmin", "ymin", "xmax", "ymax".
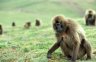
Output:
[
  {"xmin": 59, "ymin": 35, "xmax": 74, "ymax": 48},
  {"xmin": 56, "ymin": 33, "xmax": 76, "ymax": 47},
  {"xmin": 62, "ymin": 39, "xmax": 74, "ymax": 49}
]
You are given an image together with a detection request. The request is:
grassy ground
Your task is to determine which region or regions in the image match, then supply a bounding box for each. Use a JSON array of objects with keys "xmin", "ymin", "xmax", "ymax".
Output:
[{"xmin": 0, "ymin": 0, "xmax": 96, "ymax": 62}]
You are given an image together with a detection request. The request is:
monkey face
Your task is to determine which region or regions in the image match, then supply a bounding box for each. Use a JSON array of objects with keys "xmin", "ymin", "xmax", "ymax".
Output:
[
  {"xmin": 88, "ymin": 14, "xmax": 92, "ymax": 17},
  {"xmin": 53, "ymin": 21, "xmax": 67, "ymax": 33}
]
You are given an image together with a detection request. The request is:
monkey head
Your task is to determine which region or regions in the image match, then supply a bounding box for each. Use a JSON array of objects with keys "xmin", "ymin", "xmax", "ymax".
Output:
[
  {"xmin": 52, "ymin": 16, "xmax": 68, "ymax": 33},
  {"xmin": 0, "ymin": 25, "xmax": 2, "ymax": 29},
  {"xmin": 88, "ymin": 10, "xmax": 93, "ymax": 14},
  {"xmin": 27, "ymin": 22, "xmax": 31, "ymax": 26}
]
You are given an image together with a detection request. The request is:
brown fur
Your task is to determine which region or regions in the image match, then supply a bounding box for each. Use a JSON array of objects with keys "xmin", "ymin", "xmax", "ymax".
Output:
[
  {"xmin": 0, "ymin": 24, "xmax": 3, "ymax": 35},
  {"xmin": 35, "ymin": 19, "xmax": 40, "ymax": 26},
  {"xmin": 24, "ymin": 22, "xmax": 31, "ymax": 29},
  {"xmin": 47, "ymin": 15, "xmax": 91, "ymax": 62},
  {"xmin": 85, "ymin": 9, "xmax": 96, "ymax": 25}
]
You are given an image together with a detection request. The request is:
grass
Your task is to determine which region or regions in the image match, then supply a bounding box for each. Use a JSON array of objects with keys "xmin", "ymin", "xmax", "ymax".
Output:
[{"xmin": 0, "ymin": 0, "xmax": 96, "ymax": 62}]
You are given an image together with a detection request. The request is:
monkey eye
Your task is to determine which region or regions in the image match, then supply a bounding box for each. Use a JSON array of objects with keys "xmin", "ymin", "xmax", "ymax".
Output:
[{"xmin": 56, "ymin": 20, "xmax": 59, "ymax": 23}]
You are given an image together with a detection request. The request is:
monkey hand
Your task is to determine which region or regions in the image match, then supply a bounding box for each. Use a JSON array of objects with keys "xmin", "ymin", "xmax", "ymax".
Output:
[{"xmin": 47, "ymin": 53, "xmax": 52, "ymax": 59}]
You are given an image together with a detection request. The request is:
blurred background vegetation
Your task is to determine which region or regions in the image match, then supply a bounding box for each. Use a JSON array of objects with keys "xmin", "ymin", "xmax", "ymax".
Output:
[{"xmin": 0, "ymin": 0, "xmax": 96, "ymax": 62}]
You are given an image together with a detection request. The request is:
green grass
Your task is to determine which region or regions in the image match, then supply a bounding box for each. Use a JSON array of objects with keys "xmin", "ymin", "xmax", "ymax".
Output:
[{"xmin": 0, "ymin": 0, "xmax": 96, "ymax": 62}]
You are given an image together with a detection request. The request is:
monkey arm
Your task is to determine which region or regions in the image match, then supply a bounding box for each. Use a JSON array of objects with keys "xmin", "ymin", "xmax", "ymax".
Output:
[{"xmin": 47, "ymin": 41, "xmax": 61, "ymax": 59}]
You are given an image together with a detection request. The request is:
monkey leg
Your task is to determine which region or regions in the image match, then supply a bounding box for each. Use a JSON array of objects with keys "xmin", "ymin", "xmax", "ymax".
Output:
[
  {"xmin": 92, "ymin": 16, "xmax": 96, "ymax": 25},
  {"xmin": 92, "ymin": 20, "xmax": 95, "ymax": 25},
  {"xmin": 77, "ymin": 46, "xmax": 86, "ymax": 59},
  {"xmin": 60, "ymin": 41, "xmax": 72, "ymax": 60},
  {"xmin": 83, "ymin": 40, "xmax": 91, "ymax": 60}
]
